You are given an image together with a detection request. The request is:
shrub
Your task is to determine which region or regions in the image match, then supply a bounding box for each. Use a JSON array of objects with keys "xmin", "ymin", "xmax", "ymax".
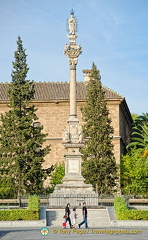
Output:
[
  {"xmin": 28, "ymin": 195, "xmax": 40, "ymax": 210},
  {"xmin": 0, "ymin": 195, "xmax": 40, "ymax": 221},
  {"xmin": 0, "ymin": 209, "xmax": 39, "ymax": 221},
  {"xmin": 114, "ymin": 196, "xmax": 127, "ymax": 218},
  {"xmin": 114, "ymin": 196, "xmax": 148, "ymax": 220},
  {"xmin": 49, "ymin": 162, "xmax": 65, "ymax": 193}
]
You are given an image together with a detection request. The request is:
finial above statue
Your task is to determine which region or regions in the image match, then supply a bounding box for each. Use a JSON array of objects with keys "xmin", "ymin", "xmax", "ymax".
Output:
[
  {"xmin": 68, "ymin": 9, "xmax": 77, "ymax": 35},
  {"xmin": 70, "ymin": 9, "xmax": 74, "ymax": 15}
]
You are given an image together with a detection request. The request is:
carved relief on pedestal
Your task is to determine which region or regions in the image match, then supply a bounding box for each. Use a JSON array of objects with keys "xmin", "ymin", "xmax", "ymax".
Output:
[
  {"xmin": 69, "ymin": 124, "xmax": 79, "ymax": 140},
  {"xmin": 62, "ymin": 126, "xmax": 84, "ymax": 144},
  {"xmin": 68, "ymin": 159, "xmax": 79, "ymax": 173},
  {"xmin": 78, "ymin": 130, "xmax": 84, "ymax": 143},
  {"xmin": 62, "ymin": 129, "xmax": 70, "ymax": 143}
]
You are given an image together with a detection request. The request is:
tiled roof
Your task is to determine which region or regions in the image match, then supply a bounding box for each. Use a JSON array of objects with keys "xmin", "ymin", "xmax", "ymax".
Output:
[{"xmin": 0, "ymin": 82, "xmax": 123, "ymax": 101}]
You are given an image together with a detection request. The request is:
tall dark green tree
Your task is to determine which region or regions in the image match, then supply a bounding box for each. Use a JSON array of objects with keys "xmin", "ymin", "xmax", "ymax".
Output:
[
  {"xmin": 0, "ymin": 36, "xmax": 50, "ymax": 196},
  {"xmin": 81, "ymin": 63, "xmax": 118, "ymax": 194}
]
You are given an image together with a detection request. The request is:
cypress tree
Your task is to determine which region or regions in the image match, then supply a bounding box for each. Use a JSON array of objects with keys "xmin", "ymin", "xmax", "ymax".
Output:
[
  {"xmin": 0, "ymin": 36, "xmax": 50, "ymax": 196},
  {"xmin": 81, "ymin": 63, "xmax": 118, "ymax": 194}
]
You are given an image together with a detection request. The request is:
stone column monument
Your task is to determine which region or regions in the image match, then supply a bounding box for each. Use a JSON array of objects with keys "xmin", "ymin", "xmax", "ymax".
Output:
[{"xmin": 49, "ymin": 10, "xmax": 98, "ymax": 206}]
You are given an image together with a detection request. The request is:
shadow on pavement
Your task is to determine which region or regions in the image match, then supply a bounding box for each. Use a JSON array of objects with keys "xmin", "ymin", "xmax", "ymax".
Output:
[
  {"xmin": 46, "ymin": 210, "xmax": 57, "ymax": 226},
  {"xmin": 0, "ymin": 230, "xmax": 10, "ymax": 238},
  {"xmin": 0, "ymin": 228, "xmax": 41, "ymax": 239}
]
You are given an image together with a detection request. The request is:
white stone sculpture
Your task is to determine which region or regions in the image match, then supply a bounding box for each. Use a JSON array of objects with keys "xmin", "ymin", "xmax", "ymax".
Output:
[
  {"xmin": 79, "ymin": 130, "xmax": 83, "ymax": 143},
  {"xmin": 62, "ymin": 129, "xmax": 70, "ymax": 143},
  {"xmin": 68, "ymin": 10, "xmax": 76, "ymax": 34}
]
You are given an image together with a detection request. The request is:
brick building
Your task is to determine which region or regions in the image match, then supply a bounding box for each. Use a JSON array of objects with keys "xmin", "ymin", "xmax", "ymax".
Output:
[{"xmin": 0, "ymin": 79, "xmax": 132, "ymax": 178}]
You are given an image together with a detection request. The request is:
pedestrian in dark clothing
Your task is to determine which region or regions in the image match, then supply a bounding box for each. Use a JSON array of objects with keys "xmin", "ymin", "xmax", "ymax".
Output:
[
  {"xmin": 65, "ymin": 203, "xmax": 72, "ymax": 228},
  {"xmin": 78, "ymin": 202, "xmax": 88, "ymax": 228}
]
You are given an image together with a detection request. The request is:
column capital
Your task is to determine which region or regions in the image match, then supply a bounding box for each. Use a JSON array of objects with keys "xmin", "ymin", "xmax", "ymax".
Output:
[
  {"xmin": 64, "ymin": 44, "xmax": 82, "ymax": 58},
  {"xmin": 69, "ymin": 58, "xmax": 77, "ymax": 70}
]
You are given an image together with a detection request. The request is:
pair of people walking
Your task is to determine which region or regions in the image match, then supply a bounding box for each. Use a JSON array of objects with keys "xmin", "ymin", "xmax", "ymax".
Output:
[
  {"xmin": 64, "ymin": 203, "xmax": 77, "ymax": 228},
  {"xmin": 63, "ymin": 202, "xmax": 88, "ymax": 229}
]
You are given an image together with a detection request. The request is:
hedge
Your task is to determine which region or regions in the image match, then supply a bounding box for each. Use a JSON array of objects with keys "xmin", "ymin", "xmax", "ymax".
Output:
[
  {"xmin": 0, "ymin": 195, "xmax": 40, "ymax": 221},
  {"xmin": 114, "ymin": 197, "xmax": 148, "ymax": 220},
  {"xmin": 28, "ymin": 195, "xmax": 40, "ymax": 210},
  {"xmin": 0, "ymin": 209, "xmax": 39, "ymax": 221}
]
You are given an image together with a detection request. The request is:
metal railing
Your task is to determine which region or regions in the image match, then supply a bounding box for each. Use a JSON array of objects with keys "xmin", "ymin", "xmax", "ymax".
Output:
[{"xmin": 0, "ymin": 195, "xmax": 147, "ymax": 209}]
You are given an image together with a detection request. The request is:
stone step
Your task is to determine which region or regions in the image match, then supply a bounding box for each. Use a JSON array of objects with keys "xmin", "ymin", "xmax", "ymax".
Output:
[{"xmin": 46, "ymin": 208, "xmax": 111, "ymax": 228}]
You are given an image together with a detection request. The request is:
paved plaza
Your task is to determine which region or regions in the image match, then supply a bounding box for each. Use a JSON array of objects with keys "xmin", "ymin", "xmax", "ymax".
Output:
[{"xmin": 0, "ymin": 226, "xmax": 148, "ymax": 240}]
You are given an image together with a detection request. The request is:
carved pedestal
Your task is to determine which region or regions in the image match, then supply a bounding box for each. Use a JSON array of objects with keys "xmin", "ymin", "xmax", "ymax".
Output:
[
  {"xmin": 50, "ymin": 142, "xmax": 98, "ymax": 206},
  {"xmin": 54, "ymin": 143, "xmax": 94, "ymax": 193}
]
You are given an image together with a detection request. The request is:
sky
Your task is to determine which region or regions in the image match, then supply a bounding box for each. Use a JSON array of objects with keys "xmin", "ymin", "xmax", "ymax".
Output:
[{"xmin": 0, "ymin": 0, "xmax": 148, "ymax": 115}]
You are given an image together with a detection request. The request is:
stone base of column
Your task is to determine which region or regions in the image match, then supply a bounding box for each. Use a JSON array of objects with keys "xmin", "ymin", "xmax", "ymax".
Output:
[
  {"xmin": 50, "ymin": 142, "xmax": 98, "ymax": 206},
  {"xmin": 53, "ymin": 174, "xmax": 95, "ymax": 194}
]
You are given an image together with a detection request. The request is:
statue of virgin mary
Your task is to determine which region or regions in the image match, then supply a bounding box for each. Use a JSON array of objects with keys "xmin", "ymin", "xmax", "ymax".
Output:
[{"xmin": 68, "ymin": 10, "xmax": 76, "ymax": 35}]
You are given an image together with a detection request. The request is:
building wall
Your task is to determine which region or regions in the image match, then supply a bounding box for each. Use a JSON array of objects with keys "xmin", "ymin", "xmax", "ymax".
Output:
[
  {"xmin": 0, "ymin": 103, "xmax": 8, "ymax": 115},
  {"xmin": 34, "ymin": 102, "xmax": 69, "ymax": 137},
  {"xmin": 34, "ymin": 99, "xmax": 126, "ymax": 168},
  {"xmin": 107, "ymin": 101, "xmax": 120, "ymax": 165},
  {"xmin": 35, "ymin": 101, "xmax": 84, "ymax": 169},
  {"xmin": 0, "ymin": 99, "xmax": 132, "ymax": 178}
]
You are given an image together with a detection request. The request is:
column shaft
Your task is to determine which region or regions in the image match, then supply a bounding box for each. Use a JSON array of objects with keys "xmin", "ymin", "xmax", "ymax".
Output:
[{"xmin": 70, "ymin": 67, "xmax": 77, "ymax": 118}]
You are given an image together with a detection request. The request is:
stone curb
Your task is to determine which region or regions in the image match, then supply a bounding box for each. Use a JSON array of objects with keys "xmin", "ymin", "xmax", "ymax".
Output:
[
  {"xmin": 0, "ymin": 207, "xmax": 46, "ymax": 228},
  {"xmin": 110, "ymin": 220, "xmax": 148, "ymax": 226}
]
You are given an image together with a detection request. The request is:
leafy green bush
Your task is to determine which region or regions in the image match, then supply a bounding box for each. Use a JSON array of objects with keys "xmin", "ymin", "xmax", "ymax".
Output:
[
  {"xmin": 114, "ymin": 196, "xmax": 127, "ymax": 216},
  {"xmin": 121, "ymin": 148, "xmax": 148, "ymax": 196},
  {"xmin": 114, "ymin": 196, "xmax": 148, "ymax": 220},
  {"xmin": 28, "ymin": 195, "xmax": 40, "ymax": 210},
  {"xmin": 0, "ymin": 209, "xmax": 39, "ymax": 221},
  {"xmin": 0, "ymin": 195, "xmax": 40, "ymax": 221},
  {"xmin": 49, "ymin": 162, "xmax": 65, "ymax": 193},
  {"xmin": 119, "ymin": 209, "xmax": 148, "ymax": 220}
]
